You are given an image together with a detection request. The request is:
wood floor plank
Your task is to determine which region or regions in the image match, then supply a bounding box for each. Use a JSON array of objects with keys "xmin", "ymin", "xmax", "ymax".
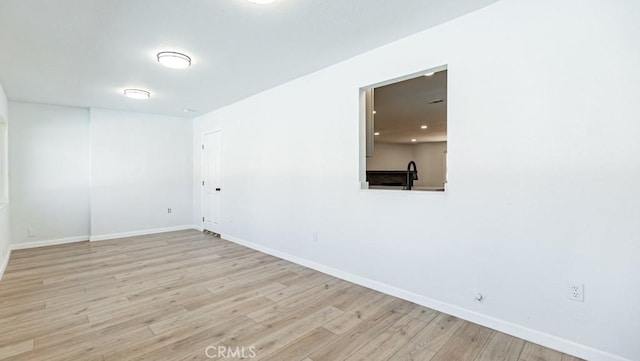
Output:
[
  {"xmin": 148, "ymin": 295, "xmax": 273, "ymax": 336},
  {"xmin": 474, "ymin": 331, "xmax": 524, "ymax": 361},
  {"xmin": 265, "ymin": 272, "xmax": 333, "ymax": 302},
  {"xmin": 343, "ymin": 314, "xmax": 429, "ymax": 361},
  {"xmin": 0, "ymin": 339, "xmax": 34, "ymax": 360},
  {"xmin": 182, "ymin": 281, "xmax": 286, "ymax": 312},
  {"xmin": 0, "ymin": 300, "xmax": 45, "ymax": 319},
  {"xmin": 102, "ymin": 316, "xmax": 252, "ymax": 361},
  {"xmin": 390, "ymin": 341, "xmax": 437, "ymax": 361},
  {"xmin": 224, "ymin": 306, "xmax": 343, "ymax": 360},
  {"xmin": 0, "ymin": 314, "xmax": 89, "ymax": 348},
  {"xmin": 171, "ymin": 341, "xmax": 226, "ymax": 361},
  {"xmin": 34, "ymin": 305, "xmax": 188, "ymax": 350},
  {"xmin": 8, "ymin": 326, "xmax": 153, "ymax": 361},
  {"xmin": 130, "ymin": 316, "xmax": 262, "ymax": 361},
  {"xmin": 406, "ymin": 306, "xmax": 439, "ymax": 323},
  {"xmin": 245, "ymin": 278, "xmax": 346, "ymax": 324},
  {"xmin": 0, "ymin": 230, "xmax": 585, "ymax": 361},
  {"xmin": 429, "ymin": 322, "xmax": 493, "ymax": 361},
  {"xmin": 310, "ymin": 306, "xmax": 408, "ymax": 361},
  {"xmin": 406, "ymin": 313, "xmax": 464, "ymax": 353},
  {"xmin": 561, "ymin": 355, "xmax": 584, "ymax": 361},
  {"xmin": 85, "ymin": 290, "xmax": 189, "ymax": 323},
  {"xmin": 322, "ymin": 291, "xmax": 395, "ymax": 335},
  {"xmin": 519, "ymin": 342, "xmax": 563, "ymax": 361},
  {"xmin": 259, "ymin": 327, "xmax": 337, "ymax": 361}
]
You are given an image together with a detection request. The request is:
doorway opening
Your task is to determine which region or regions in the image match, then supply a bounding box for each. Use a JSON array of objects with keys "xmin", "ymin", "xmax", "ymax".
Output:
[{"xmin": 202, "ymin": 131, "xmax": 222, "ymax": 234}]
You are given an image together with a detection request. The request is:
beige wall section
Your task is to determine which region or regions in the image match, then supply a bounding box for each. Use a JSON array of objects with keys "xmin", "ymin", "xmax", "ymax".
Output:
[
  {"xmin": 366, "ymin": 143, "xmax": 414, "ymax": 170},
  {"xmin": 413, "ymin": 142, "xmax": 447, "ymax": 188},
  {"xmin": 367, "ymin": 141, "xmax": 447, "ymax": 188}
]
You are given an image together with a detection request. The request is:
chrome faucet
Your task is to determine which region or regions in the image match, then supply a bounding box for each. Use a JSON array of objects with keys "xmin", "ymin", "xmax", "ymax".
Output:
[{"xmin": 406, "ymin": 161, "xmax": 418, "ymax": 190}]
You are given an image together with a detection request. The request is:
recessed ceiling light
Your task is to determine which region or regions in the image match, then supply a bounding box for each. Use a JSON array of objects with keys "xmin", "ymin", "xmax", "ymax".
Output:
[
  {"xmin": 374, "ymin": 132, "xmax": 380, "ymax": 136},
  {"xmin": 411, "ymin": 139, "xmax": 417, "ymax": 142},
  {"xmin": 373, "ymin": 110, "xmax": 377, "ymax": 114},
  {"xmin": 124, "ymin": 89, "xmax": 150, "ymax": 99},
  {"xmin": 424, "ymin": 72, "xmax": 435, "ymax": 77},
  {"xmin": 421, "ymin": 125, "xmax": 428, "ymax": 129},
  {"xmin": 248, "ymin": 0, "xmax": 275, "ymax": 4},
  {"xmin": 157, "ymin": 51, "xmax": 191, "ymax": 69}
]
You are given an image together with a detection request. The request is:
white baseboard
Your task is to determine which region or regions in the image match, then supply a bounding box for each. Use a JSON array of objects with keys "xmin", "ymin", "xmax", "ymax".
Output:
[
  {"xmin": 10, "ymin": 235, "xmax": 89, "ymax": 250},
  {"xmin": 222, "ymin": 234, "xmax": 630, "ymax": 361},
  {"xmin": 191, "ymin": 224, "xmax": 204, "ymax": 232},
  {"xmin": 89, "ymin": 225, "xmax": 199, "ymax": 242},
  {"xmin": 0, "ymin": 248, "xmax": 10, "ymax": 281}
]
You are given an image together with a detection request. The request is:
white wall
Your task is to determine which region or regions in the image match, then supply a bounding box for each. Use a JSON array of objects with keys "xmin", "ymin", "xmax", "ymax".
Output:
[
  {"xmin": 6, "ymin": 105, "xmax": 194, "ymax": 244},
  {"xmin": 9, "ymin": 102, "xmax": 90, "ymax": 246},
  {"xmin": 0, "ymin": 83, "xmax": 9, "ymax": 278},
  {"xmin": 91, "ymin": 109, "xmax": 193, "ymax": 239},
  {"xmin": 193, "ymin": 0, "xmax": 640, "ymax": 360}
]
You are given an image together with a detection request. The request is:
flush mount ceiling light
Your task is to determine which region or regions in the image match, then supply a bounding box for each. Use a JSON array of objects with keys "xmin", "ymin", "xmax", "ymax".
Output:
[
  {"xmin": 124, "ymin": 89, "xmax": 150, "ymax": 99},
  {"xmin": 248, "ymin": 0, "xmax": 276, "ymax": 4},
  {"xmin": 424, "ymin": 72, "xmax": 435, "ymax": 77},
  {"xmin": 411, "ymin": 139, "xmax": 417, "ymax": 142},
  {"xmin": 421, "ymin": 125, "xmax": 428, "ymax": 129},
  {"xmin": 374, "ymin": 132, "xmax": 380, "ymax": 136},
  {"xmin": 157, "ymin": 51, "xmax": 191, "ymax": 69}
]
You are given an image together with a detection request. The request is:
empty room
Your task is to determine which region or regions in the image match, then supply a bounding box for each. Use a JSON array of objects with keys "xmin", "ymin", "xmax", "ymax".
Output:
[{"xmin": 0, "ymin": 0, "xmax": 638, "ymax": 360}]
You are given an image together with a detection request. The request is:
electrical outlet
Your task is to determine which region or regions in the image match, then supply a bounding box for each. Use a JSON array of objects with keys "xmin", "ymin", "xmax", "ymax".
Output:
[
  {"xmin": 312, "ymin": 232, "xmax": 319, "ymax": 242},
  {"xmin": 167, "ymin": 208, "xmax": 172, "ymax": 214},
  {"xmin": 27, "ymin": 227, "xmax": 37, "ymax": 238},
  {"xmin": 568, "ymin": 283, "xmax": 584, "ymax": 302}
]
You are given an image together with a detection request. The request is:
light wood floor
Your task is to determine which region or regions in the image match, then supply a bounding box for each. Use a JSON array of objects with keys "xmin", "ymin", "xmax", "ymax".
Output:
[{"xmin": 0, "ymin": 230, "xmax": 583, "ymax": 361}]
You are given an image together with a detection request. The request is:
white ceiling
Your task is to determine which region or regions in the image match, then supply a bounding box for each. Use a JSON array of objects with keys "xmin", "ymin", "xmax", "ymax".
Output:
[
  {"xmin": 374, "ymin": 70, "xmax": 447, "ymax": 144},
  {"xmin": 0, "ymin": 0, "xmax": 498, "ymax": 117}
]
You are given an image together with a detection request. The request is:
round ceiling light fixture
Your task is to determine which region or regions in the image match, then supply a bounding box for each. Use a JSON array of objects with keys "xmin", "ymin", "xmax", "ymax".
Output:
[
  {"xmin": 124, "ymin": 89, "xmax": 150, "ymax": 99},
  {"xmin": 157, "ymin": 51, "xmax": 191, "ymax": 69},
  {"xmin": 411, "ymin": 139, "xmax": 417, "ymax": 142},
  {"xmin": 421, "ymin": 125, "xmax": 428, "ymax": 129}
]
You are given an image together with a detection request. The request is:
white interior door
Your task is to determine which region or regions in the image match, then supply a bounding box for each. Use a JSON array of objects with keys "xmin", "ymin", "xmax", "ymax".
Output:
[{"xmin": 202, "ymin": 131, "xmax": 222, "ymax": 233}]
